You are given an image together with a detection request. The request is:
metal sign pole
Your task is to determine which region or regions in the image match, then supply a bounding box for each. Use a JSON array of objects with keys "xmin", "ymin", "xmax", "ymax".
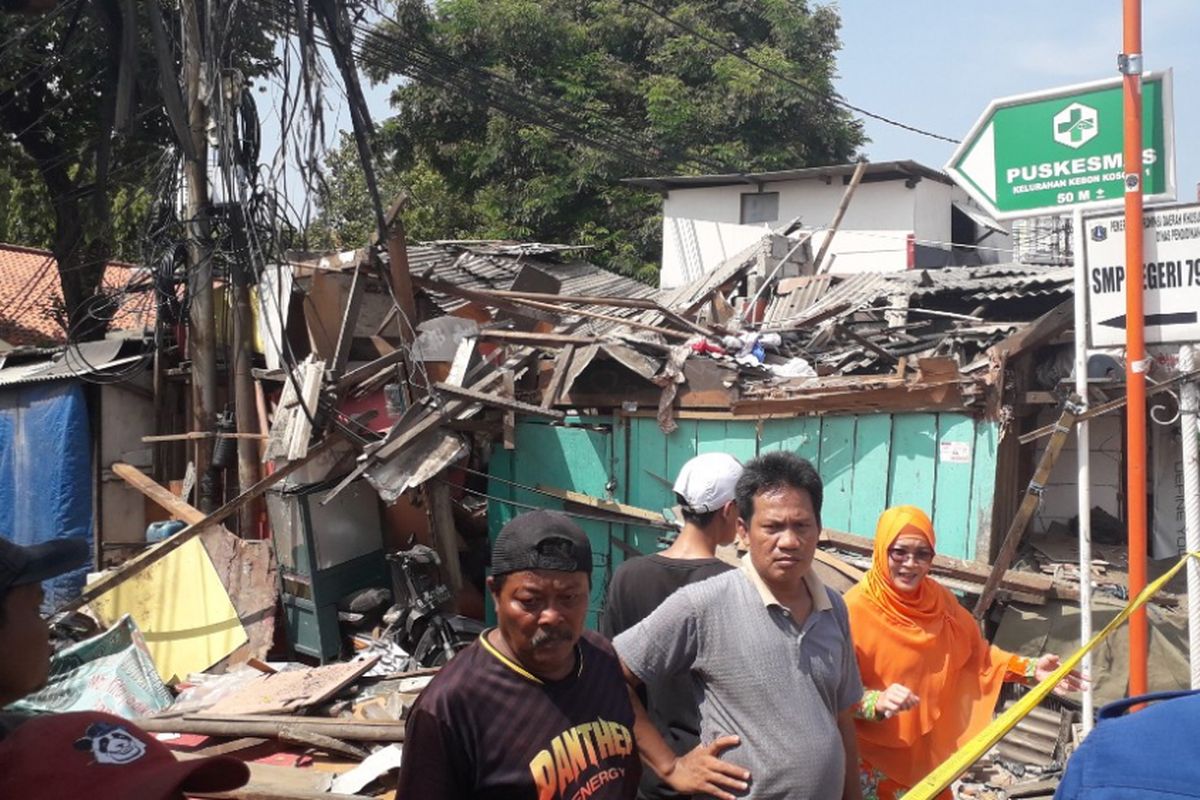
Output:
[
  {"xmin": 1180, "ymin": 345, "xmax": 1200, "ymax": 689},
  {"xmin": 1072, "ymin": 207, "xmax": 1096, "ymax": 732},
  {"xmin": 1121, "ymin": 0, "xmax": 1150, "ymax": 700}
]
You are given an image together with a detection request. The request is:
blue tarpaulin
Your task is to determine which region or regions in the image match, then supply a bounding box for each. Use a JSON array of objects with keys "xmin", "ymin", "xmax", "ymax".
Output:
[{"xmin": 0, "ymin": 380, "xmax": 92, "ymax": 609}]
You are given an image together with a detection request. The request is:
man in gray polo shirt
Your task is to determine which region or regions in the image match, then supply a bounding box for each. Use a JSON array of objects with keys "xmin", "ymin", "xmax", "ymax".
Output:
[{"xmin": 614, "ymin": 452, "xmax": 863, "ymax": 800}]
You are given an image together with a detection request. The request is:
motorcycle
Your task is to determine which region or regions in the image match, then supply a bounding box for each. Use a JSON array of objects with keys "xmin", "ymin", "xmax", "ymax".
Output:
[{"xmin": 382, "ymin": 538, "xmax": 483, "ymax": 668}]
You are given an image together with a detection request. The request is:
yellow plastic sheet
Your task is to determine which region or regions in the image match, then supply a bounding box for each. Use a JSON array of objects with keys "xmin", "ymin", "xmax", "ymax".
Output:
[{"xmin": 89, "ymin": 537, "xmax": 248, "ymax": 684}]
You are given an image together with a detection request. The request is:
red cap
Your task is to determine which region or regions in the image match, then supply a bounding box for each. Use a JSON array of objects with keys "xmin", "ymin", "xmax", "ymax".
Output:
[{"xmin": 0, "ymin": 712, "xmax": 250, "ymax": 799}]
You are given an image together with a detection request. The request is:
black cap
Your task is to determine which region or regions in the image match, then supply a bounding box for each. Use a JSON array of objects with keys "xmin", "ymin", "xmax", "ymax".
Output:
[
  {"xmin": 0, "ymin": 536, "xmax": 89, "ymax": 595},
  {"xmin": 491, "ymin": 511, "xmax": 592, "ymax": 577}
]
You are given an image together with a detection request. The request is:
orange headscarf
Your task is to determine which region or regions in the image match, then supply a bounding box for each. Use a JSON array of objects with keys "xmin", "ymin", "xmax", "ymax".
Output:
[{"xmin": 844, "ymin": 506, "xmax": 1014, "ymax": 790}]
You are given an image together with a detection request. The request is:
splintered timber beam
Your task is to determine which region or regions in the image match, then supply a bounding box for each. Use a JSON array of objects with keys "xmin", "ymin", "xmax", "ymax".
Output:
[
  {"xmin": 433, "ymin": 381, "xmax": 566, "ymax": 420},
  {"xmin": 973, "ymin": 395, "xmax": 1082, "ymax": 620},
  {"xmin": 1018, "ymin": 366, "xmax": 1200, "ymax": 444},
  {"xmin": 53, "ymin": 437, "xmax": 338, "ymax": 616},
  {"xmin": 133, "ymin": 714, "xmax": 405, "ymax": 743}
]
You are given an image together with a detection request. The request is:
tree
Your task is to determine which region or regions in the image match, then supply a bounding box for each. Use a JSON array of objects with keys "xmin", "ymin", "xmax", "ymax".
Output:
[
  {"xmin": 315, "ymin": 0, "xmax": 864, "ymax": 281},
  {"xmin": 0, "ymin": 1, "xmax": 274, "ymax": 340}
]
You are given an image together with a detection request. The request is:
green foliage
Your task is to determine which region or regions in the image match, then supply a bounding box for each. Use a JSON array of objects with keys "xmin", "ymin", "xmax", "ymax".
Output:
[
  {"xmin": 0, "ymin": 1, "xmax": 276, "ymax": 335},
  {"xmin": 315, "ymin": 0, "xmax": 864, "ymax": 281}
]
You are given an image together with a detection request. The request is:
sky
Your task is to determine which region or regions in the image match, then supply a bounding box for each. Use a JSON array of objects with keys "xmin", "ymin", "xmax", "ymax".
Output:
[
  {"xmin": 283, "ymin": 1, "xmax": 1200, "ymax": 219},
  {"xmin": 833, "ymin": 0, "xmax": 1200, "ymax": 202}
]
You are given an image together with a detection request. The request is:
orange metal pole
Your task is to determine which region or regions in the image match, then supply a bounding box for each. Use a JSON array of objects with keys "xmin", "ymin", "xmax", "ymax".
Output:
[{"xmin": 1122, "ymin": 0, "xmax": 1149, "ymax": 700}]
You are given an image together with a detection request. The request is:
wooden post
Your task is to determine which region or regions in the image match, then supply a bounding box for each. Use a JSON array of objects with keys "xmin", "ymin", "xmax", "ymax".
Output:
[
  {"xmin": 231, "ymin": 258, "xmax": 262, "ymax": 535},
  {"xmin": 427, "ymin": 482, "xmax": 464, "ymax": 592},
  {"xmin": 814, "ymin": 160, "xmax": 869, "ymax": 275},
  {"xmin": 181, "ymin": 0, "xmax": 216, "ymax": 511}
]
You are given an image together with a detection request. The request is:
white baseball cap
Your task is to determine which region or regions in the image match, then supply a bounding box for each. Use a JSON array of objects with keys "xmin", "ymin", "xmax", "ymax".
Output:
[{"xmin": 673, "ymin": 453, "xmax": 744, "ymax": 513}]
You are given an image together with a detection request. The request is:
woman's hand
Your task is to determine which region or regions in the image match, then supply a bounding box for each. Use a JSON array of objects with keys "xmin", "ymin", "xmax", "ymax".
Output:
[
  {"xmin": 1034, "ymin": 654, "xmax": 1087, "ymax": 694},
  {"xmin": 875, "ymin": 683, "xmax": 920, "ymax": 718}
]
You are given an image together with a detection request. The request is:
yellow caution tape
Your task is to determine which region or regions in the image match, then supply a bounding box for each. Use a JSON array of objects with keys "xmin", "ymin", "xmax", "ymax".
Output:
[{"xmin": 904, "ymin": 550, "xmax": 1200, "ymax": 800}]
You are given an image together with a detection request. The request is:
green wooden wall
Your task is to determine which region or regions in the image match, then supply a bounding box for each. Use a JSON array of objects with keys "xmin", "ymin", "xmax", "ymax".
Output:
[{"xmin": 489, "ymin": 412, "xmax": 999, "ymax": 624}]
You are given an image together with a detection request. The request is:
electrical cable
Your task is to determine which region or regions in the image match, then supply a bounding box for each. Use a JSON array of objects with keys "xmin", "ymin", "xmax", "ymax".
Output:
[{"xmin": 621, "ymin": 0, "xmax": 960, "ymax": 145}]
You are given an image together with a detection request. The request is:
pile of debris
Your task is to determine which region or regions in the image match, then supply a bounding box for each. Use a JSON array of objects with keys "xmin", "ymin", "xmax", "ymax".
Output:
[{"xmin": 9, "ymin": 227, "xmax": 1090, "ymax": 794}]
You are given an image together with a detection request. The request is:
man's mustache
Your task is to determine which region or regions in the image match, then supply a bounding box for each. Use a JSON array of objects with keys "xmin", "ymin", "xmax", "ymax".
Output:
[{"xmin": 530, "ymin": 626, "xmax": 574, "ymax": 648}]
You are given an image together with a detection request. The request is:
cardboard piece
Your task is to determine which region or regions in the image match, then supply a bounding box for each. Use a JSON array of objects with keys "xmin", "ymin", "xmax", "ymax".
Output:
[{"xmin": 89, "ymin": 537, "xmax": 248, "ymax": 684}]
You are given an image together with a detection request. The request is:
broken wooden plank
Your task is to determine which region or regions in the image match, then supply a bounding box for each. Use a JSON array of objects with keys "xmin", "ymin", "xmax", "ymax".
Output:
[
  {"xmin": 986, "ymin": 298, "xmax": 1073, "ymax": 362},
  {"xmin": 478, "ymin": 329, "xmax": 599, "ymax": 347},
  {"xmin": 331, "ymin": 265, "xmax": 366, "ymax": 378},
  {"xmin": 426, "ymin": 482, "xmax": 464, "ymax": 591},
  {"xmin": 973, "ymin": 395, "xmax": 1082, "ymax": 619},
  {"xmin": 112, "ymin": 462, "xmax": 211, "ymax": 525},
  {"xmin": 333, "ymin": 348, "xmax": 407, "ymax": 394},
  {"xmin": 501, "ymin": 369, "xmax": 516, "ymax": 449},
  {"xmin": 481, "ymin": 287, "xmax": 660, "ymax": 310},
  {"xmin": 287, "ymin": 360, "xmax": 326, "ymax": 460},
  {"xmin": 541, "ymin": 344, "xmax": 575, "ymax": 410},
  {"xmin": 140, "ymin": 432, "xmax": 267, "ymax": 443},
  {"xmin": 137, "ymin": 714, "xmax": 405, "ymax": 742},
  {"xmin": 445, "ymin": 335, "xmax": 476, "ymax": 387},
  {"xmin": 278, "ymin": 728, "xmax": 370, "ymax": 760},
  {"xmin": 55, "ymin": 437, "xmax": 337, "ymax": 615},
  {"xmin": 814, "ymin": 549, "xmax": 866, "ymax": 584},
  {"xmin": 535, "ymin": 484, "xmax": 667, "ymax": 525},
  {"xmin": 188, "ymin": 737, "xmax": 270, "ymax": 758},
  {"xmin": 1018, "ymin": 366, "xmax": 1200, "ymax": 443},
  {"xmin": 833, "ymin": 323, "xmax": 898, "ymax": 364},
  {"xmin": 433, "ymin": 381, "xmax": 566, "ymax": 420},
  {"xmin": 819, "ymin": 528, "xmax": 1055, "ymax": 597},
  {"xmin": 204, "ymin": 657, "xmax": 379, "ymax": 716}
]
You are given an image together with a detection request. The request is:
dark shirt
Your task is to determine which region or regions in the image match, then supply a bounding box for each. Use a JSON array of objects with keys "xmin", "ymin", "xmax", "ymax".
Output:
[
  {"xmin": 396, "ymin": 628, "xmax": 640, "ymax": 800},
  {"xmin": 601, "ymin": 554, "xmax": 732, "ymax": 800}
]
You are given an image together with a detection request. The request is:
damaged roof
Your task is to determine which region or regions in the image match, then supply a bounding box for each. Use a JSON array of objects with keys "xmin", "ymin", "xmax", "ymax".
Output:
[{"xmin": 625, "ymin": 160, "xmax": 954, "ymax": 192}]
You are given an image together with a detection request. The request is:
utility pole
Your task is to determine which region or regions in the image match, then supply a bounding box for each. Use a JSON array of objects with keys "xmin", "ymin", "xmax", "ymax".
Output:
[
  {"xmin": 181, "ymin": 0, "xmax": 217, "ymax": 511},
  {"xmin": 1121, "ymin": 0, "xmax": 1149, "ymax": 699},
  {"xmin": 231, "ymin": 251, "xmax": 261, "ymax": 534}
]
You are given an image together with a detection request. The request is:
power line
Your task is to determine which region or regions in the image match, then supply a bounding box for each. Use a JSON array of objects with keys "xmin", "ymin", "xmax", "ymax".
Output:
[
  {"xmin": 349, "ymin": 3, "xmax": 743, "ymax": 176},
  {"xmin": 621, "ymin": 0, "xmax": 960, "ymax": 146}
]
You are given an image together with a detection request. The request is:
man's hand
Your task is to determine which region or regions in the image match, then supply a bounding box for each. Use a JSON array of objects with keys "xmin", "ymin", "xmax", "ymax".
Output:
[
  {"xmin": 662, "ymin": 735, "xmax": 749, "ymax": 800},
  {"xmin": 874, "ymin": 683, "xmax": 920, "ymax": 719},
  {"xmin": 1034, "ymin": 654, "xmax": 1087, "ymax": 695}
]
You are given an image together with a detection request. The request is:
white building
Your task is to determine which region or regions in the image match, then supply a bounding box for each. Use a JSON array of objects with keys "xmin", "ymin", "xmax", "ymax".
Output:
[{"xmin": 627, "ymin": 160, "xmax": 1014, "ymax": 289}]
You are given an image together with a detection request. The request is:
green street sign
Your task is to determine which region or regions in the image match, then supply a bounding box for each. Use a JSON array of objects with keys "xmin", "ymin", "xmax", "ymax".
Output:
[{"xmin": 946, "ymin": 71, "xmax": 1176, "ymax": 219}]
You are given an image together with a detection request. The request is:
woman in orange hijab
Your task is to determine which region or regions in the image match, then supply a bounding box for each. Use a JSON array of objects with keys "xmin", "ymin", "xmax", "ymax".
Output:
[{"xmin": 844, "ymin": 506, "xmax": 1082, "ymax": 800}]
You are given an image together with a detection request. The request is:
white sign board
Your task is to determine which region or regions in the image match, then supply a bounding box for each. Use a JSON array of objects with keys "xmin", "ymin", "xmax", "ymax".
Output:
[{"xmin": 1084, "ymin": 202, "xmax": 1200, "ymax": 347}]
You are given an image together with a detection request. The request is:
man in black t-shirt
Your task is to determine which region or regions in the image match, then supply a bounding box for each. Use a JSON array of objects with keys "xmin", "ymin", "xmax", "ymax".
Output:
[
  {"xmin": 600, "ymin": 452, "xmax": 743, "ymax": 800},
  {"xmin": 397, "ymin": 510, "xmax": 640, "ymax": 800}
]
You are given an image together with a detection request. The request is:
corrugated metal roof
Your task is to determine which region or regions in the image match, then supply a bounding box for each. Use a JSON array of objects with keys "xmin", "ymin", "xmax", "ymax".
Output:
[
  {"xmin": 407, "ymin": 244, "xmax": 656, "ymax": 323},
  {"xmin": 625, "ymin": 160, "xmax": 954, "ymax": 192},
  {"xmin": 762, "ymin": 264, "xmax": 1071, "ymax": 329},
  {"xmin": 764, "ymin": 272, "xmax": 899, "ymax": 329},
  {"xmin": 0, "ymin": 340, "xmax": 138, "ymax": 388}
]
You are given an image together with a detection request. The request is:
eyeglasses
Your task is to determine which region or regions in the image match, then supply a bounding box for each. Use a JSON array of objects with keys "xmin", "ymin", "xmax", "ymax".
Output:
[{"xmin": 887, "ymin": 546, "xmax": 935, "ymax": 564}]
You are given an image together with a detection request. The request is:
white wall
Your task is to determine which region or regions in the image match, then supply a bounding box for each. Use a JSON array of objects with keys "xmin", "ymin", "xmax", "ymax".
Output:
[
  {"xmin": 914, "ymin": 180, "xmax": 954, "ymax": 246},
  {"xmin": 657, "ymin": 175, "xmax": 1016, "ymax": 284},
  {"xmin": 659, "ymin": 177, "xmax": 922, "ymax": 284},
  {"xmin": 660, "ymin": 218, "xmax": 773, "ymax": 288},
  {"xmin": 98, "ymin": 380, "xmax": 158, "ymax": 557}
]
